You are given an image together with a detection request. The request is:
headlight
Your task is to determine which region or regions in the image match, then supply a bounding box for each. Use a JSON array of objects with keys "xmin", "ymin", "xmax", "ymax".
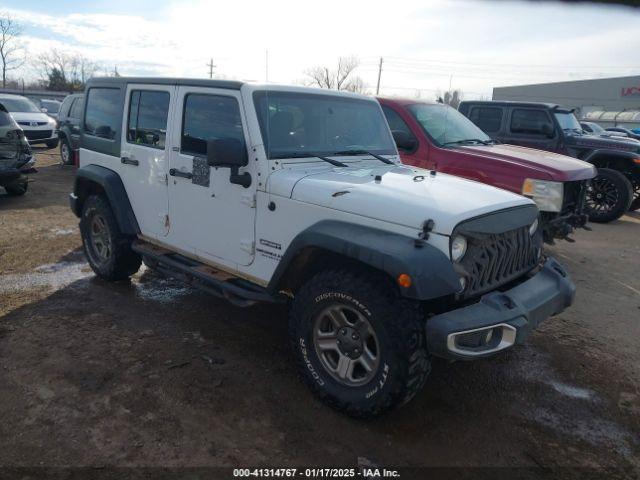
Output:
[
  {"xmin": 522, "ymin": 179, "xmax": 564, "ymax": 213},
  {"xmin": 529, "ymin": 218, "xmax": 539, "ymax": 236},
  {"xmin": 451, "ymin": 235, "xmax": 467, "ymax": 262}
]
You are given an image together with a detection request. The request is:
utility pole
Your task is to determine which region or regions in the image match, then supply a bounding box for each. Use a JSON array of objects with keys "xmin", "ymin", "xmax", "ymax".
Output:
[
  {"xmin": 207, "ymin": 58, "xmax": 216, "ymax": 79},
  {"xmin": 265, "ymin": 49, "xmax": 269, "ymax": 83},
  {"xmin": 375, "ymin": 57, "xmax": 383, "ymax": 95}
]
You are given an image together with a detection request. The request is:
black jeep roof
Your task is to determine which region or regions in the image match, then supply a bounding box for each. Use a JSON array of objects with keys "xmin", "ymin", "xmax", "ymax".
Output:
[
  {"xmin": 459, "ymin": 100, "xmax": 571, "ymax": 112},
  {"xmin": 86, "ymin": 76, "xmax": 244, "ymax": 91}
]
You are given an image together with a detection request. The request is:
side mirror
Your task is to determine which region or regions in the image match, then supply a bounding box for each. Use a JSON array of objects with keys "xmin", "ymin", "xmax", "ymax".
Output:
[
  {"xmin": 391, "ymin": 130, "xmax": 417, "ymax": 151},
  {"xmin": 206, "ymin": 138, "xmax": 252, "ymax": 188},
  {"xmin": 541, "ymin": 123, "xmax": 555, "ymax": 138},
  {"xmin": 41, "ymin": 107, "xmax": 48, "ymax": 113},
  {"xmin": 207, "ymin": 138, "xmax": 248, "ymax": 167}
]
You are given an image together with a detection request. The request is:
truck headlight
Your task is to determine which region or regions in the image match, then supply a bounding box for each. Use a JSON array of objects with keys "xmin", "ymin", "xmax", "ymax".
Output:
[
  {"xmin": 451, "ymin": 235, "xmax": 467, "ymax": 262},
  {"xmin": 529, "ymin": 218, "xmax": 539, "ymax": 236},
  {"xmin": 522, "ymin": 179, "xmax": 564, "ymax": 213}
]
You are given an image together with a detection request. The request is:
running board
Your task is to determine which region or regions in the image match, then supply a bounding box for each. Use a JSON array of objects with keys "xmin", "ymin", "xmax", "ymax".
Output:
[{"xmin": 132, "ymin": 240, "xmax": 284, "ymax": 307}]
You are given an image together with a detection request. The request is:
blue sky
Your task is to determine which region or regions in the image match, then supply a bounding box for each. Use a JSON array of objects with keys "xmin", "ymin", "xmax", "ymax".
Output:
[{"xmin": 1, "ymin": 0, "xmax": 639, "ymax": 99}]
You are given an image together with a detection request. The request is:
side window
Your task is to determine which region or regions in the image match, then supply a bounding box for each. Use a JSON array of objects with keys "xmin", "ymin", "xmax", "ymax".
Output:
[
  {"xmin": 70, "ymin": 97, "xmax": 84, "ymax": 119},
  {"xmin": 59, "ymin": 97, "xmax": 73, "ymax": 118},
  {"xmin": 84, "ymin": 88, "xmax": 120, "ymax": 140},
  {"xmin": 381, "ymin": 106, "xmax": 413, "ymax": 137},
  {"xmin": 181, "ymin": 94, "xmax": 244, "ymax": 156},
  {"xmin": 510, "ymin": 109, "xmax": 553, "ymax": 136},
  {"xmin": 127, "ymin": 90, "xmax": 170, "ymax": 149},
  {"xmin": 469, "ymin": 107, "xmax": 503, "ymax": 133}
]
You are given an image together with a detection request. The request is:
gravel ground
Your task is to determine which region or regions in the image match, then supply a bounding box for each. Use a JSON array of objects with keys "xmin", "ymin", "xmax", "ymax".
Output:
[{"xmin": 0, "ymin": 149, "xmax": 638, "ymax": 477}]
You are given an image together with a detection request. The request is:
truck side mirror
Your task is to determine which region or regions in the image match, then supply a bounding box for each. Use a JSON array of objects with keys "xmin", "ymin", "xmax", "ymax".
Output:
[
  {"xmin": 392, "ymin": 130, "xmax": 417, "ymax": 151},
  {"xmin": 207, "ymin": 138, "xmax": 248, "ymax": 167},
  {"xmin": 206, "ymin": 138, "xmax": 252, "ymax": 188},
  {"xmin": 541, "ymin": 124, "xmax": 555, "ymax": 138}
]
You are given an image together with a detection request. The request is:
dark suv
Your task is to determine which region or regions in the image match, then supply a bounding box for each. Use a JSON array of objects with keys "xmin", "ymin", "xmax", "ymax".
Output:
[
  {"xmin": 459, "ymin": 101, "xmax": 640, "ymax": 222},
  {"xmin": 57, "ymin": 93, "xmax": 84, "ymax": 166}
]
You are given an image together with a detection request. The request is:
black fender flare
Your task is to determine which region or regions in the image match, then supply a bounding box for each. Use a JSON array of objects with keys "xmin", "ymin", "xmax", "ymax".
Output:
[
  {"xmin": 71, "ymin": 164, "xmax": 140, "ymax": 235},
  {"xmin": 267, "ymin": 220, "xmax": 461, "ymax": 301},
  {"xmin": 583, "ymin": 149, "xmax": 639, "ymax": 168}
]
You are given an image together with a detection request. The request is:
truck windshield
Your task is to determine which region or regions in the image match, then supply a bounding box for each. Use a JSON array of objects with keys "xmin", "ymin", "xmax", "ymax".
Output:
[
  {"xmin": 253, "ymin": 91, "xmax": 396, "ymax": 159},
  {"xmin": 407, "ymin": 103, "xmax": 492, "ymax": 146},
  {"xmin": 0, "ymin": 97, "xmax": 41, "ymax": 113},
  {"xmin": 555, "ymin": 112, "xmax": 582, "ymax": 132}
]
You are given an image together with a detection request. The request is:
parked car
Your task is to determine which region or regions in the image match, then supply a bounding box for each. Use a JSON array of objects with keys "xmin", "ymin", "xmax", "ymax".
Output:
[
  {"xmin": 0, "ymin": 94, "xmax": 59, "ymax": 148},
  {"xmin": 459, "ymin": 101, "xmax": 640, "ymax": 220},
  {"xmin": 70, "ymin": 77, "xmax": 576, "ymax": 417},
  {"xmin": 378, "ymin": 98, "xmax": 595, "ymax": 243},
  {"xmin": 31, "ymin": 98, "xmax": 63, "ymax": 121},
  {"xmin": 0, "ymin": 104, "xmax": 35, "ymax": 196},
  {"xmin": 581, "ymin": 121, "xmax": 617, "ymax": 137},
  {"xmin": 57, "ymin": 93, "xmax": 84, "ymax": 165},
  {"xmin": 606, "ymin": 127, "xmax": 640, "ymax": 141}
]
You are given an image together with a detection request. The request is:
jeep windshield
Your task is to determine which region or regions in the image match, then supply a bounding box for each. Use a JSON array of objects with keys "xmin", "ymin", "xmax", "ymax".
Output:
[
  {"xmin": 555, "ymin": 111, "xmax": 582, "ymax": 134},
  {"xmin": 253, "ymin": 91, "xmax": 396, "ymax": 160},
  {"xmin": 407, "ymin": 103, "xmax": 494, "ymax": 147}
]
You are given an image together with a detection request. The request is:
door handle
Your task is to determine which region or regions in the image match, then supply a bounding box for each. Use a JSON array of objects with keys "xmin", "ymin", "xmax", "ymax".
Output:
[
  {"xmin": 169, "ymin": 168, "xmax": 193, "ymax": 180},
  {"xmin": 121, "ymin": 157, "xmax": 139, "ymax": 166}
]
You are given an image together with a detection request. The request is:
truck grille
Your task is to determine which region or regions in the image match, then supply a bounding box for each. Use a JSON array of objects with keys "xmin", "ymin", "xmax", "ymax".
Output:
[
  {"xmin": 561, "ymin": 180, "xmax": 588, "ymax": 215},
  {"xmin": 458, "ymin": 226, "xmax": 539, "ymax": 299},
  {"xmin": 24, "ymin": 130, "xmax": 53, "ymax": 141}
]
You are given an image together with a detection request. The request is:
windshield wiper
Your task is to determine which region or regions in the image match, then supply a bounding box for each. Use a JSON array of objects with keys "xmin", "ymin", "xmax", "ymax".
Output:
[
  {"xmin": 270, "ymin": 152, "xmax": 347, "ymax": 167},
  {"xmin": 442, "ymin": 139, "xmax": 493, "ymax": 146},
  {"xmin": 332, "ymin": 149, "xmax": 394, "ymax": 165}
]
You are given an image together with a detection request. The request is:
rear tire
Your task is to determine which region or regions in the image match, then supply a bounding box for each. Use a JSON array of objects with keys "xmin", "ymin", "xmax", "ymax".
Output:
[
  {"xmin": 289, "ymin": 269, "xmax": 430, "ymax": 418},
  {"xmin": 585, "ymin": 168, "xmax": 633, "ymax": 223},
  {"xmin": 80, "ymin": 195, "xmax": 141, "ymax": 281},
  {"xmin": 59, "ymin": 138, "xmax": 73, "ymax": 166},
  {"xmin": 5, "ymin": 179, "xmax": 28, "ymax": 196}
]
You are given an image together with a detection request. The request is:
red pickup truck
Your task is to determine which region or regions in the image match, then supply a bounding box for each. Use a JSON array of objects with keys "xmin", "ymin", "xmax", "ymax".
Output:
[{"xmin": 378, "ymin": 98, "xmax": 596, "ymax": 243}]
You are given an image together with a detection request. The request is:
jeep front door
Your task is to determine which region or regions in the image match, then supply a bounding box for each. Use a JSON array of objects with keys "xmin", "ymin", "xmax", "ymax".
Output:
[
  {"xmin": 507, "ymin": 108, "xmax": 559, "ymax": 151},
  {"xmin": 120, "ymin": 84, "xmax": 173, "ymax": 239},
  {"xmin": 167, "ymin": 87, "xmax": 256, "ymax": 267}
]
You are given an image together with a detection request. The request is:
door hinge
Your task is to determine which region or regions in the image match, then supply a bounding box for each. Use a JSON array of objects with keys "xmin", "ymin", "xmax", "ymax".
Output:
[
  {"xmin": 163, "ymin": 214, "xmax": 170, "ymax": 231},
  {"xmin": 240, "ymin": 239, "xmax": 255, "ymax": 254},
  {"xmin": 164, "ymin": 173, "xmax": 168, "ymax": 186},
  {"xmin": 241, "ymin": 192, "xmax": 256, "ymax": 208}
]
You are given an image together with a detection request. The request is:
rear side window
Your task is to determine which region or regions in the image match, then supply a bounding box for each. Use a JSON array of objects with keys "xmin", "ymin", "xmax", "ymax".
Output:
[
  {"xmin": 84, "ymin": 88, "xmax": 120, "ymax": 140},
  {"xmin": 70, "ymin": 97, "xmax": 84, "ymax": 119},
  {"xmin": 381, "ymin": 106, "xmax": 413, "ymax": 137},
  {"xmin": 510, "ymin": 109, "xmax": 553, "ymax": 135},
  {"xmin": 127, "ymin": 90, "xmax": 170, "ymax": 149},
  {"xmin": 469, "ymin": 107, "xmax": 503, "ymax": 133},
  {"xmin": 59, "ymin": 96, "xmax": 74, "ymax": 118},
  {"xmin": 181, "ymin": 94, "xmax": 244, "ymax": 156}
]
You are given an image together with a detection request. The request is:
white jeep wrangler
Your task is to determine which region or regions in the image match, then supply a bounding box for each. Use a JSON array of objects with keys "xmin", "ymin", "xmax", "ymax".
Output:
[{"xmin": 70, "ymin": 77, "xmax": 575, "ymax": 417}]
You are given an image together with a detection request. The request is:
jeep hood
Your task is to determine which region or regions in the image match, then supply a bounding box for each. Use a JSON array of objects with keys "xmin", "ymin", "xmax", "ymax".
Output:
[
  {"xmin": 453, "ymin": 144, "xmax": 596, "ymax": 182},
  {"xmin": 565, "ymin": 132, "xmax": 640, "ymax": 154},
  {"xmin": 269, "ymin": 164, "xmax": 534, "ymax": 235}
]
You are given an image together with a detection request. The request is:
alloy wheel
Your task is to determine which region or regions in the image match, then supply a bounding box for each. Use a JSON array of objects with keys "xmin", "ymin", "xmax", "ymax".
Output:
[
  {"xmin": 89, "ymin": 214, "xmax": 112, "ymax": 263},
  {"xmin": 586, "ymin": 177, "xmax": 620, "ymax": 214}
]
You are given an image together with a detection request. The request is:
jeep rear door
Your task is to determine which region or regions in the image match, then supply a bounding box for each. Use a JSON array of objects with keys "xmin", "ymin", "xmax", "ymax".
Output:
[
  {"xmin": 166, "ymin": 86, "xmax": 256, "ymax": 267},
  {"xmin": 119, "ymin": 84, "xmax": 173, "ymax": 239}
]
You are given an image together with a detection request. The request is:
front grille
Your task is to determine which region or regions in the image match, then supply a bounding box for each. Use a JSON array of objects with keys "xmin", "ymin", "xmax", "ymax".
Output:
[
  {"xmin": 459, "ymin": 226, "xmax": 538, "ymax": 299},
  {"xmin": 24, "ymin": 130, "xmax": 53, "ymax": 140},
  {"xmin": 18, "ymin": 121, "xmax": 48, "ymax": 127}
]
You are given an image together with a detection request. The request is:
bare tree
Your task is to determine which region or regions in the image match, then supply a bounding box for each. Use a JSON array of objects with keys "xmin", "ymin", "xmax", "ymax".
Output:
[
  {"xmin": 0, "ymin": 13, "xmax": 26, "ymax": 88},
  {"xmin": 70, "ymin": 54, "xmax": 101, "ymax": 84},
  {"xmin": 304, "ymin": 56, "xmax": 368, "ymax": 94},
  {"xmin": 33, "ymin": 48, "xmax": 74, "ymax": 84},
  {"xmin": 436, "ymin": 89, "xmax": 464, "ymax": 109}
]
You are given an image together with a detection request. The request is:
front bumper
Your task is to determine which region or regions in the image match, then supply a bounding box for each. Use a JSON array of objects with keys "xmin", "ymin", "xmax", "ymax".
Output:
[{"xmin": 426, "ymin": 257, "xmax": 575, "ymax": 360}]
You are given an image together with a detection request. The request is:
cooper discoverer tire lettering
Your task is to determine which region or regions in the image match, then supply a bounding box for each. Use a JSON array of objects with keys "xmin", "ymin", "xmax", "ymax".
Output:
[{"xmin": 289, "ymin": 269, "xmax": 430, "ymax": 418}]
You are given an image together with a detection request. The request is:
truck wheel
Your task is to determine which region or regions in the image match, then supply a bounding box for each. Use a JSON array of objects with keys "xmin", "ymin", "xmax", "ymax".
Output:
[
  {"xmin": 629, "ymin": 176, "xmax": 640, "ymax": 211},
  {"xmin": 585, "ymin": 168, "xmax": 633, "ymax": 223},
  {"xmin": 59, "ymin": 138, "xmax": 73, "ymax": 166},
  {"xmin": 5, "ymin": 179, "xmax": 28, "ymax": 196},
  {"xmin": 80, "ymin": 195, "xmax": 141, "ymax": 281},
  {"xmin": 289, "ymin": 269, "xmax": 430, "ymax": 418}
]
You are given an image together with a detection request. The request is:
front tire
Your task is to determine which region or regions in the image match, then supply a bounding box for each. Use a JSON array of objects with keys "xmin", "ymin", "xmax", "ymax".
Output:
[
  {"xmin": 289, "ymin": 269, "xmax": 430, "ymax": 418},
  {"xmin": 585, "ymin": 168, "xmax": 633, "ymax": 223},
  {"xmin": 5, "ymin": 179, "xmax": 28, "ymax": 196},
  {"xmin": 80, "ymin": 195, "xmax": 141, "ymax": 281},
  {"xmin": 629, "ymin": 175, "xmax": 640, "ymax": 212},
  {"xmin": 46, "ymin": 139, "xmax": 59, "ymax": 149}
]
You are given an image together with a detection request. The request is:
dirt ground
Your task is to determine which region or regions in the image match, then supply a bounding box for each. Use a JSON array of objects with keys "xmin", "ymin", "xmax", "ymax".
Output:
[{"xmin": 0, "ymin": 149, "xmax": 638, "ymax": 477}]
